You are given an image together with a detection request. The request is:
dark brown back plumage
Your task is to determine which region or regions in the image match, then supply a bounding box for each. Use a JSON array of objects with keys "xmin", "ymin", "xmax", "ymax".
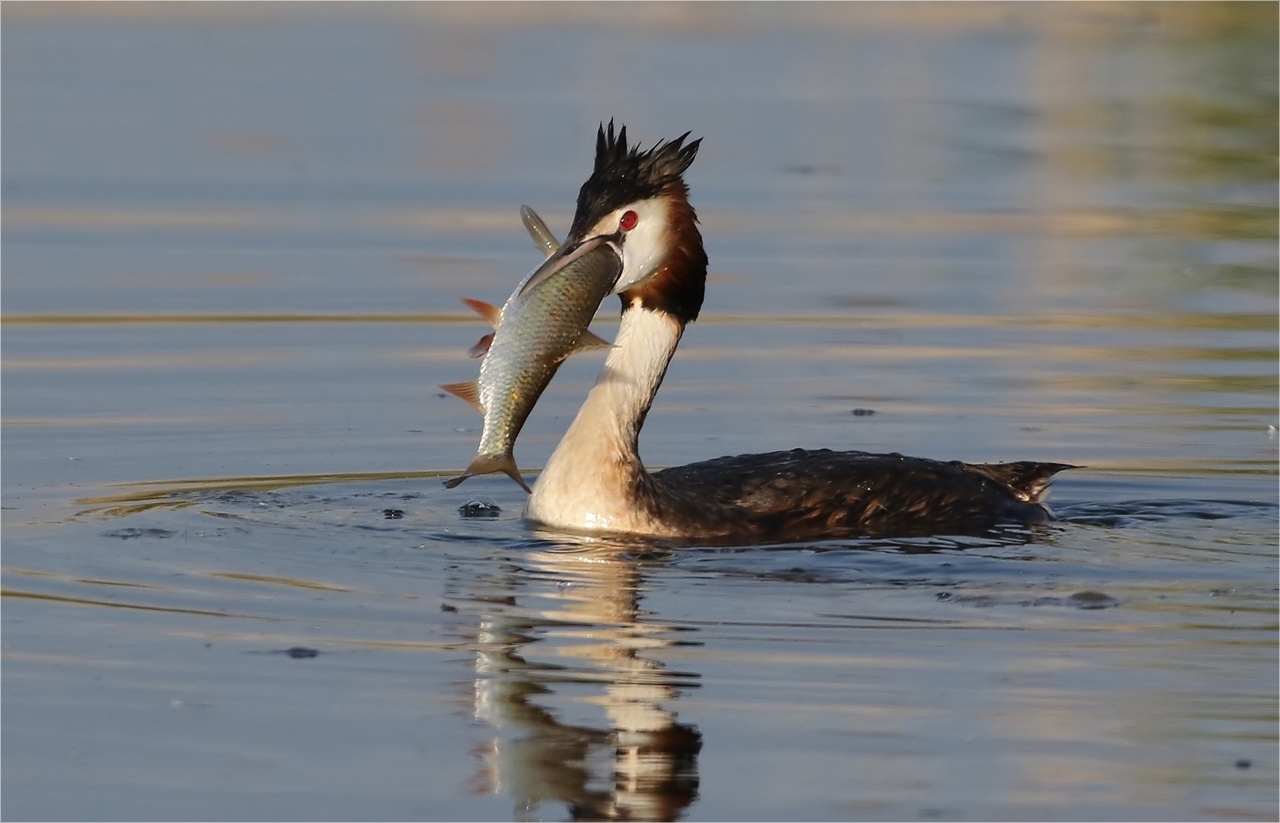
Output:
[{"xmin": 647, "ymin": 449, "xmax": 1076, "ymax": 542}]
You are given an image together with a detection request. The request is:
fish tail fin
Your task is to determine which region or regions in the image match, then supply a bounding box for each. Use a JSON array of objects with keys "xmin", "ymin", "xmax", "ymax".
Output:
[
  {"xmin": 440, "ymin": 380, "xmax": 483, "ymax": 413},
  {"xmin": 501, "ymin": 460, "xmax": 533, "ymax": 494},
  {"xmin": 443, "ymin": 452, "xmax": 532, "ymax": 494}
]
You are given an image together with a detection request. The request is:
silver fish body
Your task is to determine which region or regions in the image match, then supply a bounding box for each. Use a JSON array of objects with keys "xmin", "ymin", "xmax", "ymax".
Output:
[{"xmin": 442, "ymin": 218, "xmax": 621, "ymax": 491}]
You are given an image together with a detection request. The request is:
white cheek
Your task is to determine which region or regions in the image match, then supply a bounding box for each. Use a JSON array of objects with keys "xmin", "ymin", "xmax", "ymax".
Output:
[{"xmin": 614, "ymin": 200, "xmax": 671, "ymax": 292}]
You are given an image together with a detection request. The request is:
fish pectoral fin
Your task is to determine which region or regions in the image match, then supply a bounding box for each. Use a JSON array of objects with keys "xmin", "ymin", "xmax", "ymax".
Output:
[
  {"xmin": 440, "ymin": 380, "xmax": 483, "ymax": 413},
  {"xmin": 568, "ymin": 329, "xmax": 614, "ymax": 355},
  {"xmin": 467, "ymin": 333, "xmax": 494, "ymax": 359},
  {"xmin": 520, "ymin": 205, "xmax": 560, "ymax": 258},
  {"xmin": 461, "ymin": 298, "xmax": 502, "ymax": 329}
]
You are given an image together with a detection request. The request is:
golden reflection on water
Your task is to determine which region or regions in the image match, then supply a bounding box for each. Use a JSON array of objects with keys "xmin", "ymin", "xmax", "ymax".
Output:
[
  {"xmin": 0, "ymin": 313, "xmax": 465, "ymax": 325},
  {"xmin": 4, "ymin": 203, "xmax": 1273, "ymax": 239},
  {"xmin": 206, "ymin": 572, "xmax": 350, "ymax": 592},
  {"xmin": 5, "ymin": 311, "xmax": 1271, "ymax": 329}
]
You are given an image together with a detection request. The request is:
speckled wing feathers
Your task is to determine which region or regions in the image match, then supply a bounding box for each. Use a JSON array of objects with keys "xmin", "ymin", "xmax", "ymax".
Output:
[{"xmin": 649, "ymin": 449, "xmax": 1076, "ymax": 540}]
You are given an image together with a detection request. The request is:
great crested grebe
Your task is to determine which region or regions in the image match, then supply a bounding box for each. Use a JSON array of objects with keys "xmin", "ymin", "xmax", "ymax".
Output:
[{"xmin": 523, "ymin": 122, "xmax": 1074, "ymax": 540}]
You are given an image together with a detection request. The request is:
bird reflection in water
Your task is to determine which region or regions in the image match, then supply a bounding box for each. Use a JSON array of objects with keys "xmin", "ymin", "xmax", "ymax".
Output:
[{"xmin": 445, "ymin": 539, "xmax": 702, "ymax": 821}]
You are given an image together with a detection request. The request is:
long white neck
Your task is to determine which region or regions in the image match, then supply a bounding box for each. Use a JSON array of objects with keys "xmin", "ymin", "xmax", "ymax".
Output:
[{"xmin": 525, "ymin": 304, "xmax": 683, "ymax": 533}]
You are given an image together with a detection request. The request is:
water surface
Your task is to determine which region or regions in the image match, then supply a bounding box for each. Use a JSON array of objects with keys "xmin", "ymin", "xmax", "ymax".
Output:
[{"xmin": 3, "ymin": 4, "xmax": 1277, "ymax": 821}]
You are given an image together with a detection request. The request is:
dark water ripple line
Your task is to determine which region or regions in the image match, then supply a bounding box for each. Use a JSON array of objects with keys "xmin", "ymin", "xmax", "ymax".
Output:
[
  {"xmin": 0, "ymin": 587, "xmax": 249, "ymax": 618},
  {"xmin": 1056, "ymin": 498, "xmax": 1278, "ymax": 528},
  {"xmin": 69, "ymin": 470, "xmax": 452, "ymax": 518}
]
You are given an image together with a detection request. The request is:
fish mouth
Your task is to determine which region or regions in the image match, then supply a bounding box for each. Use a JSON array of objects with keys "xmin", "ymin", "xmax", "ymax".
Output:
[{"xmin": 515, "ymin": 233, "xmax": 622, "ymax": 300}]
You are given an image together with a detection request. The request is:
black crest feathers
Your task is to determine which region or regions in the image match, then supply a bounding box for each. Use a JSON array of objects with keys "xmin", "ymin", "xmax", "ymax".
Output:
[{"xmin": 571, "ymin": 119, "xmax": 701, "ymax": 236}]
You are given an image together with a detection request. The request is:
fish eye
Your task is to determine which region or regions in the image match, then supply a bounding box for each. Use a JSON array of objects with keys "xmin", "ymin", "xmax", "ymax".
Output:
[{"xmin": 619, "ymin": 210, "xmax": 638, "ymax": 232}]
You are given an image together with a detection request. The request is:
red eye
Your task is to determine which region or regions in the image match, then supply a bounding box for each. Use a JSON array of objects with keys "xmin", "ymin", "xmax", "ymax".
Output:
[{"xmin": 619, "ymin": 210, "xmax": 638, "ymax": 231}]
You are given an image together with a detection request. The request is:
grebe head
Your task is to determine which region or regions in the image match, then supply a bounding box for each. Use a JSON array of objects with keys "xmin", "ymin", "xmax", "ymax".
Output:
[{"xmin": 518, "ymin": 121, "xmax": 708, "ymax": 324}]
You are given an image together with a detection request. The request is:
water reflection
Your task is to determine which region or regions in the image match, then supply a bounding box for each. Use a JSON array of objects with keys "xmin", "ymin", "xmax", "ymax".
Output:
[
  {"xmin": 447, "ymin": 542, "xmax": 701, "ymax": 821},
  {"xmin": 440, "ymin": 525, "xmax": 1074, "ymax": 821}
]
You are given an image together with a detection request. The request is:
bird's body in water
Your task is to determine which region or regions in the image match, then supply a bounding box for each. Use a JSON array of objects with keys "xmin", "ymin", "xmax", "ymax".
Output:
[{"xmin": 511, "ymin": 122, "xmax": 1074, "ymax": 541}]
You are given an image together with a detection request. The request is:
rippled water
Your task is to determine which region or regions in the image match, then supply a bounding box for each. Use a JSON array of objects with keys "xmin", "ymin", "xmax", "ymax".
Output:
[{"xmin": 3, "ymin": 5, "xmax": 1277, "ymax": 821}]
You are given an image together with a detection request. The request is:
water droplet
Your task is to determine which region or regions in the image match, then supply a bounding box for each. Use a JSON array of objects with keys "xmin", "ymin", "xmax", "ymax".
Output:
[{"xmin": 458, "ymin": 499, "xmax": 500, "ymax": 518}]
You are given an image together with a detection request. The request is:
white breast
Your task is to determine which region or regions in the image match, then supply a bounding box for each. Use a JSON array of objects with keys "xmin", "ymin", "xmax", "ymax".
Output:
[{"xmin": 525, "ymin": 306, "xmax": 684, "ymax": 534}]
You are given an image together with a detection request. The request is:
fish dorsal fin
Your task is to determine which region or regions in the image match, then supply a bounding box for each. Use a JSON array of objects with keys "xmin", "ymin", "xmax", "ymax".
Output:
[
  {"xmin": 520, "ymin": 205, "xmax": 560, "ymax": 258},
  {"xmin": 569, "ymin": 328, "xmax": 612, "ymax": 354},
  {"xmin": 440, "ymin": 380, "xmax": 483, "ymax": 413},
  {"xmin": 467, "ymin": 333, "xmax": 493, "ymax": 359},
  {"xmin": 461, "ymin": 298, "xmax": 501, "ymax": 329}
]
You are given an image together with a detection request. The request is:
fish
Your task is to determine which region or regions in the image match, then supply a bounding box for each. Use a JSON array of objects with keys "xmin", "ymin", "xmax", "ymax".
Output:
[
  {"xmin": 440, "ymin": 207, "xmax": 622, "ymax": 491},
  {"xmin": 460, "ymin": 206, "xmax": 561, "ymax": 361}
]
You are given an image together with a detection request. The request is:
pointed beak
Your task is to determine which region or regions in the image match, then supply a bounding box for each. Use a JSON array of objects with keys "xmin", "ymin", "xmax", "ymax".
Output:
[{"xmin": 515, "ymin": 234, "xmax": 621, "ymax": 300}]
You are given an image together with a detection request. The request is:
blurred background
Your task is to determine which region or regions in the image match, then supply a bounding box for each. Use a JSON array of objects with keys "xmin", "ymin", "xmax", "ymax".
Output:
[
  {"xmin": 3, "ymin": 1, "xmax": 1275, "ymax": 484},
  {"xmin": 2, "ymin": 4, "xmax": 1276, "ymax": 821},
  {"xmin": 4, "ymin": 2, "xmax": 1275, "ymax": 312}
]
